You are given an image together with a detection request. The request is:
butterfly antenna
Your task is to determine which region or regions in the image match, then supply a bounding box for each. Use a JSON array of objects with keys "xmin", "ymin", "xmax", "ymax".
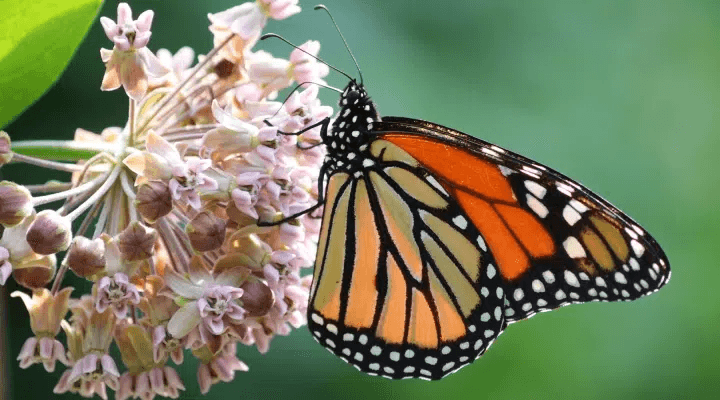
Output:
[
  {"xmin": 260, "ymin": 33, "xmax": 355, "ymax": 83},
  {"xmin": 314, "ymin": 4, "xmax": 364, "ymax": 85}
]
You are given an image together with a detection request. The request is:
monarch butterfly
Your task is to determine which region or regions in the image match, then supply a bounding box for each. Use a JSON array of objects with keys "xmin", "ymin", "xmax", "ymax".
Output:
[{"xmin": 261, "ymin": 7, "xmax": 670, "ymax": 381}]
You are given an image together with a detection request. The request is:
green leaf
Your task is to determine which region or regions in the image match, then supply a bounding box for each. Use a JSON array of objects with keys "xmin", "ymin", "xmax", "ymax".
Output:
[{"xmin": 0, "ymin": 0, "xmax": 104, "ymax": 129}]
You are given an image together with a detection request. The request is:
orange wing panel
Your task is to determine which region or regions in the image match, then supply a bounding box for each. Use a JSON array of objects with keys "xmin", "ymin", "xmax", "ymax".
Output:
[
  {"xmin": 380, "ymin": 135, "xmax": 515, "ymax": 202},
  {"xmin": 379, "ymin": 134, "xmax": 557, "ymax": 281}
]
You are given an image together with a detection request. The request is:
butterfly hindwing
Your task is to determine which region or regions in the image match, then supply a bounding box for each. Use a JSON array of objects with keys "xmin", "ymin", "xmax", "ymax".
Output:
[
  {"xmin": 308, "ymin": 140, "xmax": 507, "ymax": 380},
  {"xmin": 373, "ymin": 117, "xmax": 670, "ymax": 324}
]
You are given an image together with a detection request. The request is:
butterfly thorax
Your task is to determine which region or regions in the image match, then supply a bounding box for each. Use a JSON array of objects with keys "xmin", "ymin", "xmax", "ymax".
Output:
[{"xmin": 323, "ymin": 81, "xmax": 380, "ymax": 174}]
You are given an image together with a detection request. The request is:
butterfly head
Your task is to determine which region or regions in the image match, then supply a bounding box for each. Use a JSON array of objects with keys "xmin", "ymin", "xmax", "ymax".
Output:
[{"xmin": 325, "ymin": 81, "xmax": 380, "ymax": 150}]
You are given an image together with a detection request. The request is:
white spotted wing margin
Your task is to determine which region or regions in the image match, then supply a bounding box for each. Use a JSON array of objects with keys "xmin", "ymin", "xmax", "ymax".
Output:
[
  {"xmin": 372, "ymin": 117, "xmax": 671, "ymax": 324},
  {"xmin": 308, "ymin": 155, "xmax": 509, "ymax": 380}
]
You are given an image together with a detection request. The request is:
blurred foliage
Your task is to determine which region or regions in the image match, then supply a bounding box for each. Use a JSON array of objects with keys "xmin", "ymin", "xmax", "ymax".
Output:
[
  {"xmin": 2, "ymin": 0, "xmax": 719, "ymax": 399},
  {"xmin": 0, "ymin": 0, "xmax": 104, "ymax": 128}
]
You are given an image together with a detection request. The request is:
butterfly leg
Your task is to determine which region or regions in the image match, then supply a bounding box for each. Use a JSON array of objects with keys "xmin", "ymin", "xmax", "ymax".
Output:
[{"xmin": 256, "ymin": 163, "xmax": 330, "ymax": 227}]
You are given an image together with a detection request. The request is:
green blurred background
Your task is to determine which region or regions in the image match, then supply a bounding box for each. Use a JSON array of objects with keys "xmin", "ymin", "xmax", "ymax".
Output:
[{"xmin": 2, "ymin": 0, "xmax": 719, "ymax": 398}]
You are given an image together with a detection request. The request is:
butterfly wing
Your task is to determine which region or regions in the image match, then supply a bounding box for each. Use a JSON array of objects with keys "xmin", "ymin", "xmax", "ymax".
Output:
[
  {"xmin": 374, "ymin": 117, "xmax": 671, "ymax": 323},
  {"xmin": 308, "ymin": 141, "xmax": 507, "ymax": 380}
]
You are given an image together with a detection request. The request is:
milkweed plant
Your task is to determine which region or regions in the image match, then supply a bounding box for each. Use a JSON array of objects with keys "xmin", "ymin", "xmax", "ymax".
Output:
[{"xmin": 0, "ymin": 1, "xmax": 332, "ymax": 398}]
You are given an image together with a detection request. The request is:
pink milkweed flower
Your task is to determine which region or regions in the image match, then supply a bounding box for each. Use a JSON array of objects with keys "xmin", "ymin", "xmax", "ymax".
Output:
[
  {"xmin": 124, "ymin": 132, "xmax": 220, "ymax": 209},
  {"xmin": 165, "ymin": 267, "xmax": 247, "ymax": 341},
  {"xmin": 94, "ymin": 272, "xmax": 141, "ymax": 319},
  {"xmin": 100, "ymin": 3, "xmax": 154, "ymax": 51},
  {"xmin": 150, "ymin": 46, "xmax": 195, "ymax": 86},
  {"xmin": 289, "ymin": 40, "xmax": 330, "ymax": 85},
  {"xmin": 99, "ymin": 3, "xmax": 168, "ymax": 100},
  {"xmin": 196, "ymin": 343, "xmax": 248, "ymax": 394},
  {"xmin": 12, "ymin": 287, "xmax": 73, "ymax": 372}
]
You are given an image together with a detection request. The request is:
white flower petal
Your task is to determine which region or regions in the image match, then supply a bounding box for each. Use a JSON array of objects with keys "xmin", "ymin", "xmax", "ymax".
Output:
[
  {"xmin": 164, "ymin": 272, "xmax": 204, "ymax": 299},
  {"xmin": 167, "ymin": 301, "xmax": 201, "ymax": 338}
]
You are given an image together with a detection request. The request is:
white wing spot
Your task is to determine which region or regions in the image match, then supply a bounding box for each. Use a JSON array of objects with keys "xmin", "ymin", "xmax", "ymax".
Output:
[
  {"xmin": 354, "ymin": 353, "xmax": 363, "ymax": 362},
  {"xmin": 569, "ymin": 199, "xmax": 589, "ymax": 213},
  {"xmin": 460, "ymin": 342, "xmax": 469, "ymax": 350},
  {"xmin": 621, "ymin": 290, "xmax": 630, "ymax": 298},
  {"xmin": 499, "ymin": 165, "xmax": 514, "ymax": 176},
  {"xmin": 629, "ymin": 258, "xmax": 640, "ymax": 271},
  {"xmin": 384, "ymin": 366, "xmax": 394, "ymax": 374},
  {"xmin": 555, "ymin": 290, "xmax": 567, "ymax": 300},
  {"xmin": 564, "ymin": 270, "xmax": 580, "ymax": 287},
  {"xmin": 468, "ymin": 325, "xmax": 477, "ymax": 332},
  {"xmin": 369, "ymin": 363, "xmax": 380, "ymax": 371},
  {"xmin": 537, "ymin": 299, "xmax": 548, "ymax": 307},
  {"xmin": 615, "ymin": 272, "xmax": 627, "ymax": 285},
  {"xmin": 505, "ymin": 308, "xmax": 515, "ymax": 317},
  {"xmin": 563, "ymin": 205, "xmax": 582, "ymax": 226},
  {"xmin": 460, "ymin": 356, "xmax": 469, "ymax": 362},
  {"xmin": 631, "ymin": 240, "xmax": 645, "ymax": 257},
  {"xmin": 342, "ymin": 348, "xmax": 351, "ymax": 356},
  {"xmin": 640, "ymin": 279, "xmax": 649, "ymax": 289},
  {"xmin": 359, "ymin": 334, "xmax": 368, "ymax": 345},
  {"xmin": 596, "ymin": 277, "xmax": 607, "ymax": 287},
  {"xmin": 578, "ymin": 272, "xmax": 589, "ymax": 280},
  {"xmin": 514, "ymin": 288, "xmax": 524, "ymax": 301},
  {"xmin": 526, "ymin": 194, "xmax": 549, "ymax": 218},
  {"xmin": 474, "ymin": 339, "xmax": 484, "ymax": 350},
  {"xmin": 343, "ymin": 333, "xmax": 354, "ymax": 342},
  {"xmin": 496, "ymin": 287, "xmax": 504, "ymax": 299},
  {"xmin": 484, "ymin": 330, "xmax": 495, "ymax": 338},
  {"xmin": 453, "ymin": 215, "xmax": 468, "ymax": 229},
  {"xmin": 404, "ymin": 349, "xmax": 415, "ymax": 358},
  {"xmin": 599, "ymin": 291, "xmax": 608, "ymax": 298},
  {"xmin": 370, "ymin": 346, "xmax": 382, "ymax": 356},
  {"xmin": 404, "ymin": 366, "xmax": 415, "ymax": 373},
  {"xmin": 494, "ymin": 306, "xmax": 502, "ymax": 320},
  {"xmin": 390, "ymin": 351, "xmax": 400, "ymax": 361},
  {"xmin": 362, "ymin": 159, "xmax": 375, "ymax": 167},
  {"xmin": 522, "ymin": 303, "xmax": 532, "ymax": 311},
  {"xmin": 476, "ymin": 236, "xmax": 487, "ymax": 251},
  {"xmin": 525, "ymin": 180, "xmax": 547, "ymax": 198},
  {"xmin": 543, "ymin": 270, "xmax": 556, "ymax": 284},
  {"xmin": 311, "ymin": 314, "xmax": 324, "ymax": 325},
  {"xmin": 481, "ymin": 313, "xmax": 491, "ymax": 322},
  {"xmin": 481, "ymin": 287, "xmax": 490, "ymax": 297},
  {"xmin": 487, "ymin": 264, "xmax": 497, "ymax": 279},
  {"xmin": 532, "ymin": 279, "xmax": 545, "ymax": 293},
  {"xmin": 352, "ymin": 115, "xmax": 357, "ymax": 123},
  {"xmin": 569, "ymin": 292, "xmax": 580, "ymax": 299},
  {"xmin": 443, "ymin": 362, "xmax": 456, "ymax": 372},
  {"xmin": 563, "ymin": 236, "xmax": 587, "ymax": 258},
  {"xmin": 425, "ymin": 356, "xmax": 438, "ymax": 365},
  {"xmin": 588, "ymin": 288, "xmax": 597, "ymax": 296},
  {"xmin": 325, "ymin": 339, "xmax": 336, "ymax": 348},
  {"xmin": 326, "ymin": 323, "xmax": 338, "ymax": 334},
  {"xmin": 351, "ymin": 130, "xmax": 360, "ymax": 137}
]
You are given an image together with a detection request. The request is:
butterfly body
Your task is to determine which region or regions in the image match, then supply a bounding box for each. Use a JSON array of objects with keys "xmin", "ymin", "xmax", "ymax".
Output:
[{"xmin": 302, "ymin": 80, "xmax": 670, "ymax": 380}]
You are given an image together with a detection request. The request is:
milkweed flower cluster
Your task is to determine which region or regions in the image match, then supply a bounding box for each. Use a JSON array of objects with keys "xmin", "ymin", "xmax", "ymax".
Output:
[{"xmin": 1, "ymin": 1, "xmax": 330, "ymax": 398}]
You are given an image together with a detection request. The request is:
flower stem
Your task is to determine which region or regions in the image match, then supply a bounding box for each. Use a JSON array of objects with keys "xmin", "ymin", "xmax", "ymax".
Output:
[
  {"xmin": 135, "ymin": 34, "xmax": 236, "ymax": 136},
  {"xmin": 32, "ymin": 175, "xmax": 106, "ymax": 206},
  {"xmin": 66, "ymin": 164, "xmax": 123, "ymax": 222}
]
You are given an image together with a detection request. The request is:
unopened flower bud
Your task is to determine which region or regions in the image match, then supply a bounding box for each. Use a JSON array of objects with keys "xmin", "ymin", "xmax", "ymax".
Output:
[
  {"xmin": 0, "ymin": 181, "xmax": 33, "ymax": 227},
  {"xmin": 186, "ymin": 211, "xmax": 227, "ymax": 252},
  {"xmin": 0, "ymin": 131, "xmax": 12, "ymax": 165},
  {"xmin": 26, "ymin": 210, "xmax": 72, "ymax": 255},
  {"xmin": 135, "ymin": 180, "xmax": 172, "ymax": 222},
  {"xmin": 12, "ymin": 253, "xmax": 56, "ymax": 289},
  {"xmin": 240, "ymin": 278, "xmax": 274, "ymax": 317},
  {"xmin": 66, "ymin": 237, "xmax": 106, "ymax": 279},
  {"xmin": 117, "ymin": 221, "xmax": 157, "ymax": 261}
]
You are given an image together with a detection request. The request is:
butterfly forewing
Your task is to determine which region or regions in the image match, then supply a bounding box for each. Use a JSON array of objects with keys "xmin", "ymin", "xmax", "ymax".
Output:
[
  {"xmin": 374, "ymin": 117, "xmax": 671, "ymax": 323},
  {"xmin": 308, "ymin": 139, "xmax": 507, "ymax": 380}
]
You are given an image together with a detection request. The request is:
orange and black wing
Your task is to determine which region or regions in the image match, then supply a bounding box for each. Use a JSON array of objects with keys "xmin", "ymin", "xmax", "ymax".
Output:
[
  {"xmin": 373, "ymin": 117, "xmax": 670, "ymax": 323},
  {"xmin": 308, "ymin": 140, "xmax": 507, "ymax": 380}
]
